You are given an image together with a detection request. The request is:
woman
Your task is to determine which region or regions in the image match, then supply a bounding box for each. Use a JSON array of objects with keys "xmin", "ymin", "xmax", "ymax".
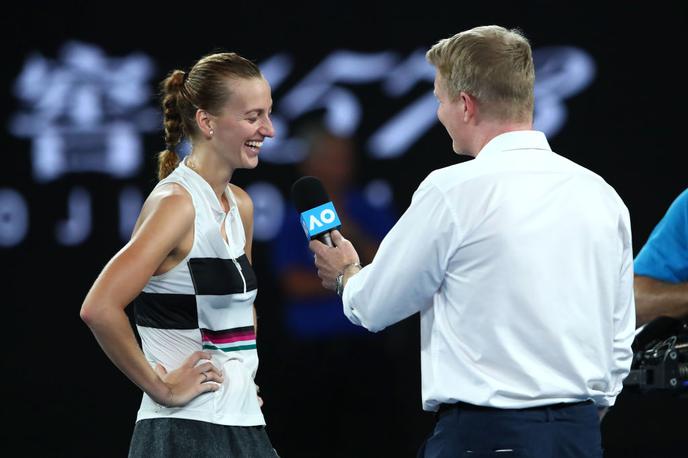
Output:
[{"xmin": 80, "ymin": 52, "xmax": 278, "ymax": 457}]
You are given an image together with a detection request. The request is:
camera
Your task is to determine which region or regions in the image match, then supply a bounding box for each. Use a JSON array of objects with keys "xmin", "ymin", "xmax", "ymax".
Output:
[{"xmin": 623, "ymin": 316, "xmax": 688, "ymax": 392}]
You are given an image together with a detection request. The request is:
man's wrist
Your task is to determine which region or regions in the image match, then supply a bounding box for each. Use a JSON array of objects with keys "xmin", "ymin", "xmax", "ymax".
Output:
[{"xmin": 336, "ymin": 262, "xmax": 362, "ymax": 296}]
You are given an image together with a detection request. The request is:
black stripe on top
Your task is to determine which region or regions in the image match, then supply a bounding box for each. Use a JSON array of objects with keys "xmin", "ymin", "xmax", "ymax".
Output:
[
  {"xmin": 236, "ymin": 254, "xmax": 258, "ymax": 291},
  {"xmin": 133, "ymin": 292, "xmax": 198, "ymax": 329},
  {"xmin": 188, "ymin": 254, "xmax": 257, "ymax": 295},
  {"xmin": 201, "ymin": 325, "xmax": 255, "ymax": 338}
]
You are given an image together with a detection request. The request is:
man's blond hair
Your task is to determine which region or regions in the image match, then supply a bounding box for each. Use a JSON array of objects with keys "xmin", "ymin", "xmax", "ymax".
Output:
[{"xmin": 426, "ymin": 25, "xmax": 535, "ymax": 122}]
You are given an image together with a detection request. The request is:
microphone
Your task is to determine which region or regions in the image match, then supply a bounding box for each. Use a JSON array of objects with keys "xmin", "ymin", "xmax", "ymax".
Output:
[{"xmin": 291, "ymin": 176, "xmax": 341, "ymax": 247}]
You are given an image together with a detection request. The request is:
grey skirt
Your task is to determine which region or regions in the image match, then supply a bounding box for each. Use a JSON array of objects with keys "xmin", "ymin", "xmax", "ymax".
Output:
[{"xmin": 129, "ymin": 418, "xmax": 279, "ymax": 458}]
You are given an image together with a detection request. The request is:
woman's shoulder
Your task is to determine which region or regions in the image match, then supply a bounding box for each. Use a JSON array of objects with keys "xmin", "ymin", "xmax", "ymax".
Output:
[
  {"xmin": 150, "ymin": 181, "xmax": 193, "ymax": 206},
  {"xmin": 129, "ymin": 182, "xmax": 194, "ymax": 240},
  {"xmin": 142, "ymin": 182, "xmax": 194, "ymax": 222}
]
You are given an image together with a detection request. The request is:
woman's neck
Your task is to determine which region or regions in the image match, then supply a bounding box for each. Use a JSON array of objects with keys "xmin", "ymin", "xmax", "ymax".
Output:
[{"xmin": 186, "ymin": 148, "xmax": 234, "ymax": 201}]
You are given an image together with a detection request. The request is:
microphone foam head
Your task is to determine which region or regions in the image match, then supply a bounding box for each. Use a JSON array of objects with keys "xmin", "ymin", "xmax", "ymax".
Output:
[{"xmin": 291, "ymin": 176, "xmax": 331, "ymax": 212}]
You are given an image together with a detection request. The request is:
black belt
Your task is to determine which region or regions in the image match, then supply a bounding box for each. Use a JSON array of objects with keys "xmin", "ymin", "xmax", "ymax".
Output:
[{"xmin": 437, "ymin": 400, "xmax": 593, "ymax": 417}]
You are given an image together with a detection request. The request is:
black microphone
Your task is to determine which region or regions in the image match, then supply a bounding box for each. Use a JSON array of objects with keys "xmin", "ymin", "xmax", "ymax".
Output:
[{"xmin": 291, "ymin": 176, "xmax": 342, "ymax": 247}]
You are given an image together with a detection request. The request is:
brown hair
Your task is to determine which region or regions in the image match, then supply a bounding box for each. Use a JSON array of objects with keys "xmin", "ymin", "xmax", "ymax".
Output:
[
  {"xmin": 426, "ymin": 25, "xmax": 535, "ymax": 122},
  {"xmin": 157, "ymin": 52, "xmax": 262, "ymax": 180}
]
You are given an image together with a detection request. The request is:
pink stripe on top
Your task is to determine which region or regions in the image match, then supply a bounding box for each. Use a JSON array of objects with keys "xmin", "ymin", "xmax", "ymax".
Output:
[{"xmin": 204, "ymin": 334, "xmax": 255, "ymax": 344}]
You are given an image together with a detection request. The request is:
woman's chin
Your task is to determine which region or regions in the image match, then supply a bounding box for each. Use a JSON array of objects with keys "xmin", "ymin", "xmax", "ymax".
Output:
[{"xmin": 243, "ymin": 155, "xmax": 259, "ymax": 169}]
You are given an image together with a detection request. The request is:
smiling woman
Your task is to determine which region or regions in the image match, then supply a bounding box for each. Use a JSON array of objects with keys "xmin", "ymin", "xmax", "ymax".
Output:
[{"xmin": 79, "ymin": 52, "xmax": 280, "ymax": 458}]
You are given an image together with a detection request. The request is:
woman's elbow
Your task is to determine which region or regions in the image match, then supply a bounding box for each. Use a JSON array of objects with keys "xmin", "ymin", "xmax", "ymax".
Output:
[
  {"xmin": 79, "ymin": 301, "xmax": 96, "ymax": 326},
  {"xmin": 79, "ymin": 298, "xmax": 107, "ymax": 328}
]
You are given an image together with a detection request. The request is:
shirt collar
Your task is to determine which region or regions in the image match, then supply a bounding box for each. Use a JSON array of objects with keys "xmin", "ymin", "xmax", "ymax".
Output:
[
  {"xmin": 178, "ymin": 157, "xmax": 233, "ymax": 216},
  {"xmin": 475, "ymin": 130, "xmax": 552, "ymax": 160}
]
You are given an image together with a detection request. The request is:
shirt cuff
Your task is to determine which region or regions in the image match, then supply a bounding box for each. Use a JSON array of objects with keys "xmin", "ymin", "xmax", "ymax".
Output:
[{"xmin": 342, "ymin": 268, "xmax": 363, "ymax": 327}]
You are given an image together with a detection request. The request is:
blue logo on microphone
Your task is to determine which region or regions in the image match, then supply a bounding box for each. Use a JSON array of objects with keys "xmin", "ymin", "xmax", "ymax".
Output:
[{"xmin": 300, "ymin": 202, "xmax": 341, "ymax": 239}]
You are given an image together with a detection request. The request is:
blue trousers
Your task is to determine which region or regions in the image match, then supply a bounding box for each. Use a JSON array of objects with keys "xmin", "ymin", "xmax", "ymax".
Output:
[{"xmin": 418, "ymin": 401, "xmax": 603, "ymax": 458}]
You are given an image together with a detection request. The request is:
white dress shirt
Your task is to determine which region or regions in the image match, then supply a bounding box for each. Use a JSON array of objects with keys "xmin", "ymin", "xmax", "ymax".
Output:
[{"xmin": 343, "ymin": 130, "xmax": 635, "ymax": 411}]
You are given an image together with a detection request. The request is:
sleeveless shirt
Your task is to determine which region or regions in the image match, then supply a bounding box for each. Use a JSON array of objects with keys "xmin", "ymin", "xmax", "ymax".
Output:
[{"xmin": 132, "ymin": 158, "xmax": 264, "ymax": 426}]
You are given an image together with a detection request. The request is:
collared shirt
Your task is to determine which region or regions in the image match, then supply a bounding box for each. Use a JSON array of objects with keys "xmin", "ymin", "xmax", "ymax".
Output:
[
  {"xmin": 634, "ymin": 187, "xmax": 688, "ymax": 282},
  {"xmin": 343, "ymin": 130, "xmax": 635, "ymax": 411}
]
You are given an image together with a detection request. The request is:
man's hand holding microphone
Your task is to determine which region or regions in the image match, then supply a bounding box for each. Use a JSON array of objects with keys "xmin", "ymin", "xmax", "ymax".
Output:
[{"xmin": 291, "ymin": 176, "xmax": 363, "ymax": 295}]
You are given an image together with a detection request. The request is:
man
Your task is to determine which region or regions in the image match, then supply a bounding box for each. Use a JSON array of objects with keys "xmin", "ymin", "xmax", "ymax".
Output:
[
  {"xmin": 309, "ymin": 25, "xmax": 635, "ymax": 458},
  {"xmin": 634, "ymin": 188, "xmax": 688, "ymax": 327}
]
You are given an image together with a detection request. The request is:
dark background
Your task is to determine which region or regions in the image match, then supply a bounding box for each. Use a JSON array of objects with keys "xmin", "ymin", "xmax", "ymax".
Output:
[{"xmin": 3, "ymin": 1, "xmax": 687, "ymax": 457}]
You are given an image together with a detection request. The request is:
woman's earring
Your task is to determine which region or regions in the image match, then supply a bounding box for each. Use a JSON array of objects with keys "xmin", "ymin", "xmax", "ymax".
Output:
[{"xmin": 209, "ymin": 129, "xmax": 214, "ymax": 136}]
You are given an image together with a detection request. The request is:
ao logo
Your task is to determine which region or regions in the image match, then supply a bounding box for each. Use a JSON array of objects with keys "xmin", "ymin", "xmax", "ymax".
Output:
[
  {"xmin": 300, "ymin": 202, "xmax": 341, "ymax": 239},
  {"xmin": 309, "ymin": 208, "xmax": 336, "ymax": 229}
]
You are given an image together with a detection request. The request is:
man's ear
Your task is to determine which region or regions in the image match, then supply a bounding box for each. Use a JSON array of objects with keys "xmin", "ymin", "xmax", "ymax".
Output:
[{"xmin": 459, "ymin": 91, "xmax": 475, "ymax": 123}]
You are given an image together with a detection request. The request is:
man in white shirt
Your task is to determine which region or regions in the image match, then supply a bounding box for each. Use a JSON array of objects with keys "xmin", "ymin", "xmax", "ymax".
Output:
[{"xmin": 309, "ymin": 25, "xmax": 635, "ymax": 458}]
